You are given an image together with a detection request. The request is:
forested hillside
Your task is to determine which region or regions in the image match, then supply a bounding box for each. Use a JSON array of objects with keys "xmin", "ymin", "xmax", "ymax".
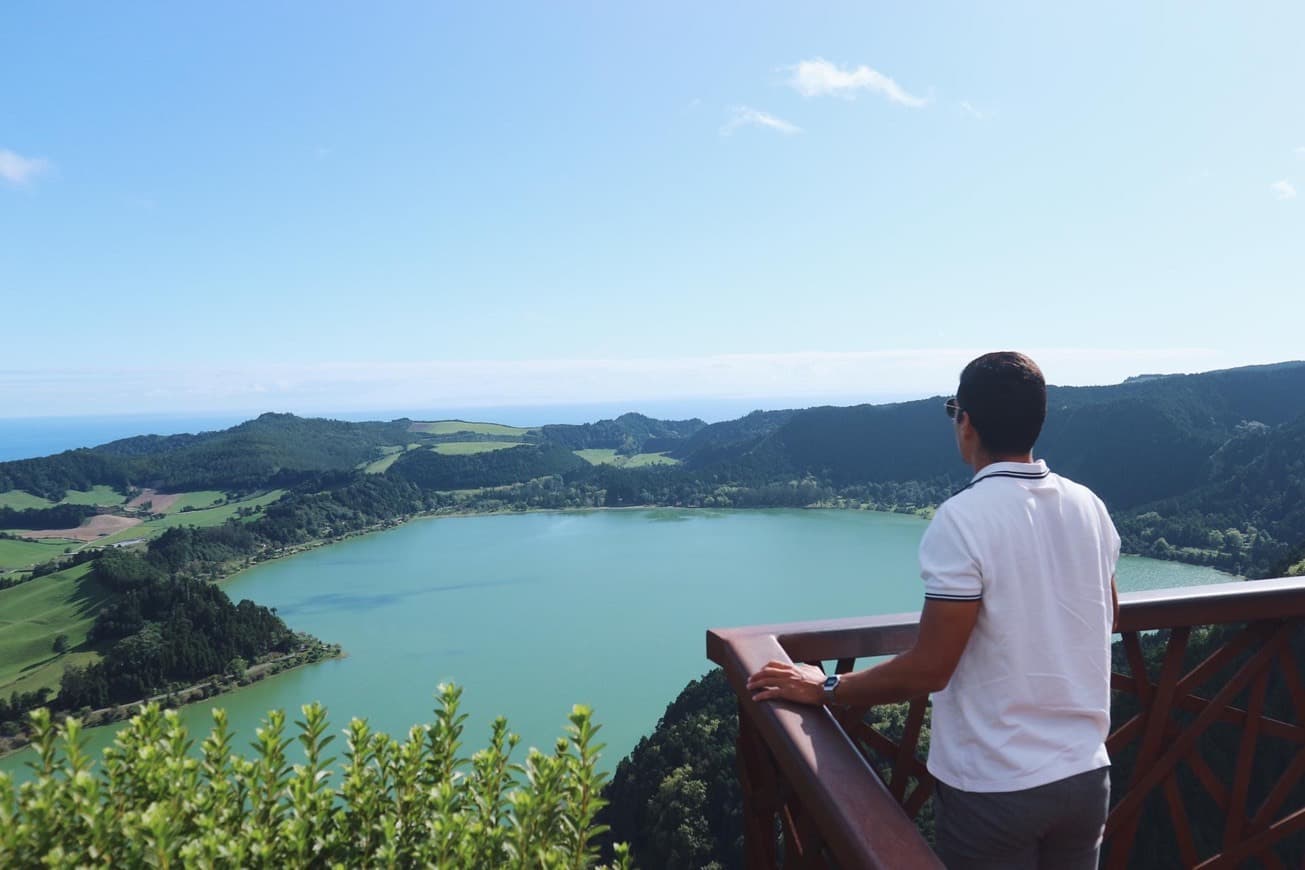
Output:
[
  {"xmin": 0, "ymin": 414, "xmax": 421, "ymax": 498},
  {"xmin": 541, "ymin": 413, "xmax": 706, "ymax": 455},
  {"xmin": 4, "ymin": 362, "xmax": 1304, "ymax": 579}
]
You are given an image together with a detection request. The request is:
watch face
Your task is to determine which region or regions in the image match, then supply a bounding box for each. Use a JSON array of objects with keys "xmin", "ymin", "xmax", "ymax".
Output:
[{"xmin": 823, "ymin": 675, "xmax": 838, "ymax": 689}]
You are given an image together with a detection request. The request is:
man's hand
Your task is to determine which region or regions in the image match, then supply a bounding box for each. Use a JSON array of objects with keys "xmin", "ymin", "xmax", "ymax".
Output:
[{"xmin": 746, "ymin": 661, "xmax": 827, "ymax": 705}]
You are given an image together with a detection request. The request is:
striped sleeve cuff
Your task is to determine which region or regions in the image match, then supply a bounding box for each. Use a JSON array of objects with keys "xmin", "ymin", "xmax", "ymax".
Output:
[{"xmin": 924, "ymin": 591, "xmax": 983, "ymax": 601}]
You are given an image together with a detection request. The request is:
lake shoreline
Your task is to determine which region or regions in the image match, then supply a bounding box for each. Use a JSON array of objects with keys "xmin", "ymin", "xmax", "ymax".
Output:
[
  {"xmin": 0, "ymin": 639, "xmax": 342, "ymax": 761},
  {"xmin": 1, "ymin": 502, "xmax": 1242, "ymax": 766}
]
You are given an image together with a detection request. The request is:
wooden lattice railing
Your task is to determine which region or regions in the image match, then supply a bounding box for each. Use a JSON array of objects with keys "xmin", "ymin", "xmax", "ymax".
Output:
[{"xmin": 707, "ymin": 577, "xmax": 1305, "ymax": 868}]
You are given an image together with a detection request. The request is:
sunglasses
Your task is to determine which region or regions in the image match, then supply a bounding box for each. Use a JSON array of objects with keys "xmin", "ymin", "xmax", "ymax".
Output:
[{"xmin": 944, "ymin": 397, "xmax": 964, "ymax": 421}]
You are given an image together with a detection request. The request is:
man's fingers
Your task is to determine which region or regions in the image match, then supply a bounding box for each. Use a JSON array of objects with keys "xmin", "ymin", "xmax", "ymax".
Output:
[{"xmin": 749, "ymin": 664, "xmax": 796, "ymax": 682}]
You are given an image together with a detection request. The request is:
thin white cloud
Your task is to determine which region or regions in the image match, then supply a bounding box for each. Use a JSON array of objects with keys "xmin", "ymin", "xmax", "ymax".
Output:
[
  {"xmin": 0, "ymin": 347, "xmax": 1239, "ymax": 418},
  {"xmin": 720, "ymin": 106, "xmax": 802, "ymax": 136},
  {"xmin": 1295, "ymin": 146, "xmax": 1305, "ymax": 158},
  {"xmin": 0, "ymin": 148, "xmax": 52, "ymax": 185},
  {"xmin": 1270, "ymin": 179, "xmax": 1297, "ymax": 201},
  {"xmin": 959, "ymin": 101, "xmax": 986, "ymax": 120},
  {"xmin": 785, "ymin": 58, "xmax": 927, "ymax": 107}
]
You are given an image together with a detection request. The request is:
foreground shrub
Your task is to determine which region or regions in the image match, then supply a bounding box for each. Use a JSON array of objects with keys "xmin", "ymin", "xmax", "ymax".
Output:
[{"xmin": 0, "ymin": 684, "xmax": 630, "ymax": 868}]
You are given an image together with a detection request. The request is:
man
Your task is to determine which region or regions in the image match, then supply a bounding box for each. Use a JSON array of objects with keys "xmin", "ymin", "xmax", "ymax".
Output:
[{"xmin": 746, "ymin": 351, "xmax": 1119, "ymax": 869}]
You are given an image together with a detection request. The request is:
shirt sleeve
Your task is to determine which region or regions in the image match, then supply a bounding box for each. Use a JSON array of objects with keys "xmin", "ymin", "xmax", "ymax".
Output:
[{"xmin": 919, "ymin": 504, "xmax": 983, "ymax": 601}]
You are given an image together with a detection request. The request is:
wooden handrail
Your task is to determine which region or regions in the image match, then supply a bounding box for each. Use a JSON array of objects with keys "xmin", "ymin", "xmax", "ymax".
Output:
[
  {"xmin": 708, "ymin": 624, "xmax": 941, "ymax": 868},
  {"xmin": 708, "ymin": 576, "xmax": 1305, "ymax": 868}
]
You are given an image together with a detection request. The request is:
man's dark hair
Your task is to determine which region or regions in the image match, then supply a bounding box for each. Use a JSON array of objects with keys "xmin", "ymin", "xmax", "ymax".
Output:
[{"xmin": 956, "ymin": 351, "xmax": 1047, "ymax": 455}]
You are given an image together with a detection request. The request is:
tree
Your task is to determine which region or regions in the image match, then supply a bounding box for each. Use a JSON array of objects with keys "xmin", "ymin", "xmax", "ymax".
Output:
[{"xmin": 52, "ymin": 634, "xmax": 69, "ymax": 654}]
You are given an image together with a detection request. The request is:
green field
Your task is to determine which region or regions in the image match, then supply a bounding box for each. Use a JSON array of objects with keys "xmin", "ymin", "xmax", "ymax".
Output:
[
  {"xmin": 432, "ymin": 441, "xmax": 522, "ymax": 455},
  {"xmin": 92, "ymin": 491, "xmax": 286, "ymax": 547},
  {"xmin": 410, "ymin": 420, "xmax": 534, "ymax": 437},
  {"xmin": 58, "ymin": 486, "xmax": 126, "ymax": 507},
  {"xmin": 363, "ymin": 445, "xmax": 412, "ymax": 474},
  {"xmin": 574, "ymin": 449, "xmax": 679, "ymax": 468},
  {"xmin": 0, "ymin": 563, "xmax": 110, "ymax": 696},
  {"xmin": 0, "ymin": 491, "xmax": 56, "ymax": 510},
  {"xmin": 158, "ymin": 490, "xmax": 228, "ymax": 514},
  {"xmin": 574, "ymin": 449, "xmax": 620, "ymax": 464},
  {"xmin": 0, "ymin": 537, "xmax": 74, "ymax": 572},
  {"xmin": 622, "ymin": 452, "xmax": 680, "ymax": 468}
]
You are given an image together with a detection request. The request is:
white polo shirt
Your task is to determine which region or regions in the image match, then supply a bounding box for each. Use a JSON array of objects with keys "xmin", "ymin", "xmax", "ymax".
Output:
[{"xmin": 919, "ymin": 459, "xmax": 1119, "ymax": 793}]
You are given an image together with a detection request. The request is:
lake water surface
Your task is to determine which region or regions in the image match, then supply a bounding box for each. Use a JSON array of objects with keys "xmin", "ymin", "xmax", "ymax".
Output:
[{"xmin": 1, "ymin": 509, "xmax": 1235, "ymax": 780}]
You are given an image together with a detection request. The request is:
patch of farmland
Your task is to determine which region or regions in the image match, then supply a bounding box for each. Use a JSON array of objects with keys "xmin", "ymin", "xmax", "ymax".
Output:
[
  {"xmin": 574, "ymin": 449, "xmax": 679, "ymax": 468},
  {"xmin": 91, "ymin": 491, "xmax": 286, "ymax": 547},
  {"xmin": 57, "ymin": 486, "xmax": 126, "ymax": 507},
  {"xmin": 0, "ymin": 538, "xmax": 73, "ymax": 572},
  {"xmin": 431, "ymin": 441, "xmax": 523, "ymax": 455},
  {"xmin": 17, "ymin": 515, "xmax": 142, "ymax": 543},
  {"xmin": 410, "ymin": 420, "xmax": 534, "ymax": 437}
]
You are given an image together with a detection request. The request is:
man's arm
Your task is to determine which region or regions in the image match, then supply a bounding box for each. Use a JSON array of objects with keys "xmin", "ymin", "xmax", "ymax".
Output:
[
  {"xmin": 1111, "ymin": 574, "xmax": 1119, "ymax": 633},
  {"xmin": 746, "ymin": 598, "xmax": 981, "ymax": 707}
]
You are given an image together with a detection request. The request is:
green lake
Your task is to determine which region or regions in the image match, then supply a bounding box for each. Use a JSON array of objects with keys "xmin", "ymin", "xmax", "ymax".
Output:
[{"xmin": 0, "ymin": 508, "xmax": 1236, "ymax": 781}]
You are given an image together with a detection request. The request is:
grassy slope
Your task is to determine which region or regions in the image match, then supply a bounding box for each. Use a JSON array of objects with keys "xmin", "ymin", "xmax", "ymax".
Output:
[
  {"xmin": 158, "ymin": 490, "xmax": 228, "ymax": 513},
  {"xmin": 92, "ymin": 491, "xmax": 285, "ymax": 546},
  {"xmin": 57, "ymin": 486, "xmax": 126, "ymax": 507},
  {"xmin": 575, "ymin": 449, "xmax": 620, "ymax": 464},
  {"xmin": 1, "ymin": 486, "xmax": 126, "ymax": 509},
  {"xmin": 410, "ymin": 420, "xmax": 534, "ymax": 437},
  {"xmin": 623, "ymin": 453, "xmax": 680, "ymax": 468},
  {"xmin": 0, "ymin": 564, "xmax": 110, "ymax": 696},
  {"xmin": 0, "ymin": 491, "xmax": 56, "ymax": 510},
  {"xmin": 432, "ymin": 441, "xmax": 522, "ymax": 455},
  {"xmin": 0, "ymin": 538, "xmax": 74, "ymax": 572},
  {"xmin": 362, "ymin": 445, "xmax": 418, "ymax": 474},
  {"xmin": 574, "ymin": 449, "xmax": 680, "ymax": 468}
]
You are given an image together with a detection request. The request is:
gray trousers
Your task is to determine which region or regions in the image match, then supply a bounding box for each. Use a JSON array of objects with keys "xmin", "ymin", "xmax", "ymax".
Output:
[{"xmin": 933, "ymin": 766, "xmax": 1111, "ymax": 870}]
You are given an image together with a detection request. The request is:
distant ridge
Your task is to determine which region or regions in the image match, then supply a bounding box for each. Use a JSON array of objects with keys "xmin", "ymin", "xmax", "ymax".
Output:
[{"xmin": 3, "ymin": 360, "xmax": 1305, "ymax": 577}]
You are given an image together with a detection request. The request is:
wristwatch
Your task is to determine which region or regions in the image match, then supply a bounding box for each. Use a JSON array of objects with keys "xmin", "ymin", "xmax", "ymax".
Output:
[{"xmin": 822, "ymin": 674, "xmax": 841, "ymax": 705}]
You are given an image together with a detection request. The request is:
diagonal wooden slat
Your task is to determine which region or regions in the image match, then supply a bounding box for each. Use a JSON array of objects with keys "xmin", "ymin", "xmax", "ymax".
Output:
[
  {"xmin": 1107, "ymin": 626, "xmax": 1191, "ymax": 869},
  {"xmin": 1170, "ymin": 693, "xmax": 1305, "ymax": 742},
  {"xmin": 1260, "ymin": 851, "xmax": 1287, "ymax": 870},
  {"xmin": 1224, "ymin": 666, "xmax": 1270, "ymax": 847},
  {"xmin": 1277, "ymin": 644, "xmax": 1305, "ymax": 723},
  {"xmin": 889, "ymin": 698, "xmax": 928, "ymax": 803},
  {"xmin": 1163, "ymin": 772, "xmax": 1198, "ymax": 868},
  {"xmin": 1185, "ymin": 751, "xmax": 1230, "ymax": 811},
  {"xmin": 1107, "ymin": 623, "xmax": 1268, "ymax": 755},
  {"xmin": 1106, "ymin": 622, "xmax": 1290, "ymax": 839},
  {"xmin": 1248, "ymin": 746, "xmax": 1305, "ymax": 833},
  {"xmin": 1122, "ymin": 631, "xmax": 1153, "ymax": 703},
  {"xmin": 902, "ymin": 775, "xmax": 934, "ymax": 820},
  {"xmin": 1192, "ymin": 805, "xmax": 1305, "ymax": 870}
]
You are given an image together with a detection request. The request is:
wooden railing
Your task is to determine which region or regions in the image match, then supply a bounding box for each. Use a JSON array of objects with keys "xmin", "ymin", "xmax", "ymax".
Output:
[{"xmin": 707, "ymin": 577, "xmax": 1305, "ymax": 868}]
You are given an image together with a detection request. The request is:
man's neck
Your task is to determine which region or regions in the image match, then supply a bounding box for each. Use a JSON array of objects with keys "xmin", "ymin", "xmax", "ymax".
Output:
[{"xmin": 970, "ymin": 451, "xmax": 1035, "ymax": 475}]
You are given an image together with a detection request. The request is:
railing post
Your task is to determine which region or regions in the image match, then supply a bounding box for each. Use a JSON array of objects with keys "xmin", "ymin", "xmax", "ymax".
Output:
[{"xmin": 736, "ymin": 700, "xmax": 779, "ymax": 866}]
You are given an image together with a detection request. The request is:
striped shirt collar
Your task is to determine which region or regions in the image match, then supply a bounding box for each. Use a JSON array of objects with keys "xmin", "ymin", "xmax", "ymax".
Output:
[{"xmin": 956, "ymin": 459, "xmax": 1050, "ymax": 494}]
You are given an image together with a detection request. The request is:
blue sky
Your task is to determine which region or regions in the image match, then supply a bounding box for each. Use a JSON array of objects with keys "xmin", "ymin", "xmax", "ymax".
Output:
[{"xmin": 2, "ymin": 2, "xmax": 1302, "ymax": 419}]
